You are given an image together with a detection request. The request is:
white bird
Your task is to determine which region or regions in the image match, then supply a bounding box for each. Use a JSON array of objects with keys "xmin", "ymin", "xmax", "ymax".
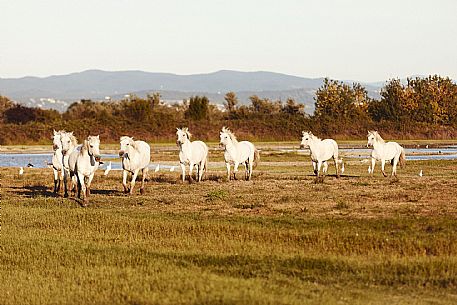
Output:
[
  {"xmin": 341, "ymin": 162, "xmax": 345, "ymax": 175},
  {"xmin": 19, "ymin": 167, "xmax": 24, "ymax": 175},
  {"xmin": 154, "ymin": 164, "xmax": 160, "ymax": 172},
  {"xmin": 104, "ymin": 161, "xmax": 112, "ymax": 176},
  {"xmin": 170, "ymin": 166, "xmax": 175, "ymax": 172},
  {"xmin": 419, "ymin": 170, "xmax": 423, "ymax": 177},
  {"xmin": 368, "ymin": 166, "xmax": 371, "ymax": 174}
]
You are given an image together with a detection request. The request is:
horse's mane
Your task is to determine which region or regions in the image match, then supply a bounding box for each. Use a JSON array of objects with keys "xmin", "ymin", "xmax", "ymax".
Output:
[
  {"xmin": 63, "ymin": 132, "xmax": 78, "ymax": 146},
  {"xmin": 222, "ymin": 126, "xmax": 238, "ymax": 143},
  {"xmin": 308, "ymin": 132, "xmax": 321, "ymax": 141},
  {"xmin": 180, "ymin": 127, "xmax": 192, "ymax": 139},
  {"xmin": 369, "ymin": 131, "xmax": 385, "ymax": 144},
  {"xmin": 52, "ymin": 130, "xmax": 66, "ymax": 139},
  {"xmin": 303, "ymin": 131, "xmax": 321, "ymax": 141},
  {"xmin": 80, "ymin": 139, "xmax": 89, "ymax": 155},
  {"xmin": 120, "ymin": 136, "xmax": 137, "ymax": 149}
]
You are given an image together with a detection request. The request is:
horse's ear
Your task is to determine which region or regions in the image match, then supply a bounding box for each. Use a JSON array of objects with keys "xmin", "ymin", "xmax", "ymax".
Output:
[
  {"xmin": 53, "ymin": 129, "xmax": 57, "ymax": 135},
  {"xmin": 96, "ymin": 135, "xmax": 100, "ymax": 139}
]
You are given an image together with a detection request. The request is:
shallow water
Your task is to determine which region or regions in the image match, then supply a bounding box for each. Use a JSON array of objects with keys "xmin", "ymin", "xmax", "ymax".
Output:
[
  {"xmin": 1, "ymin": 147, "xmax": 456, "ymax": 169},
  {"xmin": 284, "ymin": 147, "xmax": 457, "ymax": 161},
  {"xmin": 0, "ymin": 153, "xmax": 179, "ymax": 170}
]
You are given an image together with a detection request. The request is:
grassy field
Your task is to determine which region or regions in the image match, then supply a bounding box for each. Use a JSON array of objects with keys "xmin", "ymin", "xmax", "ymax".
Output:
[{"xmin": 1, "ymin": 147, "xmax": 457, "ymax": 305}]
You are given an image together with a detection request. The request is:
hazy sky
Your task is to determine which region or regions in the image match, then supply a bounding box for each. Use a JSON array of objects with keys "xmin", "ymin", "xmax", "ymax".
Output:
[{"xmin": 1, "ymin": 0, "xmax": 456, "ymax": 81}]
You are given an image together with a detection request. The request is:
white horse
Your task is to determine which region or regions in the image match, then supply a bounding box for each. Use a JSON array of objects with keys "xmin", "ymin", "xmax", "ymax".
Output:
[
  {"xmin": 300, "ymin": 131, "xmax": 340, "ymax": 178},
  {"xmin": 219, "ymin": 127, "xmax": 259, "ymax": 181},
  {"xmin": 119, "ymin": 136, "xmax": 150, "ymax": 194},
  {"xmin": 51, "ymin": 130, "xmax": 65, "ymax": 194},
  {"xmin": 176, "ymin": 127, "xmax": 208, "ymax": 182},
  {"xmin": 367, "ymin": 131, "xmax": 405, "ymax": 177},
  {"xmin": 60, "ymin": 131, "xmax": 79, "ymax": 197},
  {"xmin": 68, "ymin": 135, "xmax": 101, "ymax": 205}
]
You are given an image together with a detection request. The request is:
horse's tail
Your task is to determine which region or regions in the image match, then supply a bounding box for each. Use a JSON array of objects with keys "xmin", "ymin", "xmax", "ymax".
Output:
[
  {"xmin": 253, "ymin": 148, "xmax": 260, "ymax": 169},
  {"xmin": 204, "ymin": 152, "xmax": 209, "ymax": 176},
  {"xmin": 399, "ymin": 147, "xmax": 406, "ymax": 169}
]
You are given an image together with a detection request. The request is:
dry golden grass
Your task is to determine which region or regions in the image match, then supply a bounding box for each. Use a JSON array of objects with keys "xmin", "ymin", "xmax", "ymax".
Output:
[{"xmin": 1, "ymin": 148, "xmax": 457, "ymax": 305}]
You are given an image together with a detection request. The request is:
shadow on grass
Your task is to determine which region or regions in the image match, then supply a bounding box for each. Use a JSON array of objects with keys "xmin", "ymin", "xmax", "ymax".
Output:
[
  {"xmin": 91, "ymin": 189, "xmax": 123, "ymax": 196},
  {"xmin": 10, "ymin": 185, "xmax": 54, "ymax": 197}
]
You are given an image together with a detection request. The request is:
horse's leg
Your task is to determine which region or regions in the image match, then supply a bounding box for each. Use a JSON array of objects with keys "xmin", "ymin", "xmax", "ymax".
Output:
[
  {"xmin": 381, "ymin": 159, "xmax": 387, "ymax": 177},
  {"xmin": 189, "ymin": 163, "xmax": 195, "ymax": 182},
  {"xmin": 226, "ymin": 163, "xmax": 231, "ymax": 181},
  {"xmin": 53, "ymin": 168, "xmax": 58, "ymax": 194},
  {"xmin": 129, "ymin": 169, "xmax": 140, "ymax": 195},
  {"xmin": 59, "ymin": 169, "xmax": 64, "ymax": 193},
  {"xmin": 392, "ymin": 158, "xmax": 398, "ymax": 176},
  {"xmin": 76, "ymin": 174, "xmax": 82, "ymax": 199},
  {"xmin": 312, "ymin": 161, "xmax": 318, "ymax": 175},
  {"xmin": 233, "ymin": 162, "xmax": 239, "ymax": 180},
  {"xmin": 198, "ymin": 161, "xmax": 204, "ymax": 182},
  {"xmin": 86, "ymin": 173, "xmax": 95, "ymax": 199},
  {"xmin": 334, "ymin": 157, "xmax": 339, "ymax": 178},
  {"xmin": 371, "ymin": 158, "xmax": 376, "ymax": 176},
  {"xmin": 69, "ymin": 172, "xmax": 75, "ymax": 196},
  {"xmin": 180, "ymin": 163, "xmax": 186, "ymax": 182},
  {"xmin": 122, "ymin": 170, "xmax": 129, "ymax": 193},
  {"xmin": 248, "ymin": 160, "xmax": 254, "ymax": 181},
  {"xmin": 317, "ymin": 160, "xmax": 323, "ymax": 177},
  {"xmin": 140, "ymin": 167, "xmax": 148, "ymax": 194},
  {"xmin": 322, "ymin": 162, "xmax": 328, "ymax": 175},
  {"xmin": 63, "ymin": 169, "xmax": 69, "ymax": 198},
  {"xmin": 243, "ymin": 162, "xmax": 248, "ymax": 180},
  {"xmin": 77, "ymin": 172, "xmax": 87, "ymax": 205}
]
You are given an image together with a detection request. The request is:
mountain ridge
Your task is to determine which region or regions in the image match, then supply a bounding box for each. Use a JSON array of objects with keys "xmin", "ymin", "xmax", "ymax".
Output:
[{"xmin": 0, "ymin": 69, "xmax": 381, "ymax": 113}]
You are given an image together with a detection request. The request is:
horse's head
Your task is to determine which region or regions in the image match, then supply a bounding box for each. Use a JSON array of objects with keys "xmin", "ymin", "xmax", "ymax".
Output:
[
  {"xmin": 367, "ymin": 130, "xmax": 377, "ymax": 147},
  {"xmin": 176, "ymin": 127, "xmax": 191, "ymax": 145},
  {"xmin": 119, "ymin": 136, "xmax": 135, "ymax": 157},
  {"xmin": 86, "ymin": 135, "xmax": 101, "ymax": 162},
  {"xmin": 300, "ymin": 131, "xmax": 312, "ymax": 149},
  {"xmin": 52, "ymin": 130, "xmax": 63, "ymax": 151},
  {"xmin": 219, "ymin": 127, "xmax": 234, "ymax": 147},
  {"xmin": 61, "ymin": 132, "xmax": 75, "ymax": 155}
]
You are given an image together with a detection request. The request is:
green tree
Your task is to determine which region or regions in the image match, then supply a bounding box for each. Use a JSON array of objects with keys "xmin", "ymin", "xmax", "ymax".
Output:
[
  {"xmin": 282, "ymin": 98, "xmax": 304, "ymax": 115},
  {"xmin": 249, "ymin": 95, "xmax": 281, "ymax": 114},
  {"xmin": 224, "ymin": 91, "xmax": 238, "ymax": 113},
  {"xmin": 185, "ymin": 96, "xmax": 210, "ymax": 120},
  {"xmin": 314, "ymin": 78, "xmax": 370, "ymax": 121},
  {"xmin": 147, "ymin": 92, "xmax": 161, "ymax": 109}
]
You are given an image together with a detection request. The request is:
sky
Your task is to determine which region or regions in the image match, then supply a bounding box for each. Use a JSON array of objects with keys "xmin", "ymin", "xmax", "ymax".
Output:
[{"xmin": 1, "ymin": 0, "xmax": 456, "ymax": 82}]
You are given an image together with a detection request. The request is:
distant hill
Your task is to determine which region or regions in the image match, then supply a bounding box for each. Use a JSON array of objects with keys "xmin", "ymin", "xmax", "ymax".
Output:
[{"xmin": 0, "ymin": 69, "xmax": 382, "ymax": 113}]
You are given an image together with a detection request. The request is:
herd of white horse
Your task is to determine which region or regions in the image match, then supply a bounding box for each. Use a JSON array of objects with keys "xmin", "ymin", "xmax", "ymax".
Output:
[{"xmin": 49, "ymin": 127, "xmax": 405, "ymax": 205}]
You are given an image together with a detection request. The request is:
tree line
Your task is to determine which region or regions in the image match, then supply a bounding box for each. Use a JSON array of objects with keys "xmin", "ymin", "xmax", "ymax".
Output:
[{"xmin": 1, "ymin": 75, "xmax": 457, "ymax": 144}]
